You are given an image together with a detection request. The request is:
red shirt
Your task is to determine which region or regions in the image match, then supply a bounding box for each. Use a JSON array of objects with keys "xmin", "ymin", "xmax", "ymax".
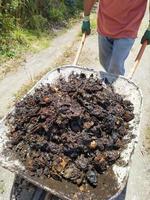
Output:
[{"xmin": 98, "ymin": 0, "xmax": 147, "ymax": 38}]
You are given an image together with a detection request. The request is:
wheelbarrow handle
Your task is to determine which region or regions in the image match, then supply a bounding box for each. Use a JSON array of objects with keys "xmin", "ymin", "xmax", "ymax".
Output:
[
  {"xmin": 73, "ymin": 34, "xmax": 147, "ymax": 77},
  {"xmin": 73, "ymin": 33, "xmax": 86, "ymax": 66},
  {"xmin": 128, "ymin": 40, "xmax": 148, "ymax": 79}
]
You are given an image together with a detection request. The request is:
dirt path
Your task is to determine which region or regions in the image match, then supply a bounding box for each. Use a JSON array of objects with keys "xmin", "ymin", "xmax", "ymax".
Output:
[{"xmin": 0, "ymin": 11, "xmax": 150, "ymax": 200}]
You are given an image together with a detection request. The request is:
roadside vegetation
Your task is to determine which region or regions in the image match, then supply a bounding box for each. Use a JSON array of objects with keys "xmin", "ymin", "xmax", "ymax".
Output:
[{"xmin": 0, "ymin": 0, "xmax": 83, "ymax": 64}]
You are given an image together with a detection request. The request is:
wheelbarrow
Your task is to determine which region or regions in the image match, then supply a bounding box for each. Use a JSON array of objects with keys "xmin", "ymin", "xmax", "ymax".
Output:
[{"xmin": 0, "ymin": 34, "xmax": 147, "ymax": 200}]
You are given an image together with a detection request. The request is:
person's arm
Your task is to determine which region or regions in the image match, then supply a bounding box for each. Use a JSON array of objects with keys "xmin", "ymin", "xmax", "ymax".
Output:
[
  {"xmin": 141, "ymin": 2, "xmax": 150, "ymax": 45},
  {"xmin": 82, "ymin": 0, "xmax": 96, "ymax": 35},
  {"xmin": 84, "ymin": 0, "xmax": 96, "ymax": 16}
]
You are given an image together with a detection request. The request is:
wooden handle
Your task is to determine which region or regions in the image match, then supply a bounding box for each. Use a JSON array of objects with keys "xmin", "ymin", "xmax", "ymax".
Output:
[
  {"xmin": 73, "ymin": 33, "xmax": 86, "ymax": 66},
  {"xmin": 128, "ymin": 40, "xmax": 147, "ymax": 79}
]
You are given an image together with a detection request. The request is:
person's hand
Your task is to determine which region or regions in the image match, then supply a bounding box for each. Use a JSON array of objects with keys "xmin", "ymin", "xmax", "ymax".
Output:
[
  {"xmin": 141, "ymin": 23, "xmax": 150, "ymax": 45},
  {"xmin": 82, "ymin": 16, "xmax": 91, "ymax": 35}
]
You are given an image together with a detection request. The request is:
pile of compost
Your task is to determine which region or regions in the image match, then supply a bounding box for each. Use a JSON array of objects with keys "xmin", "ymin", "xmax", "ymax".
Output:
[{"xmin": 6, "ymin": 73, "xmax": 134, "ymax": 187}]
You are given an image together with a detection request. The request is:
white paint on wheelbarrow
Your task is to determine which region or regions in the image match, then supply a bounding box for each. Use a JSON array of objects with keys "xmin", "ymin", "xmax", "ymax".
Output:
[
  {"xmin": 0, "ymin": 123, "xmax": 25, "ymax": 171},
  {"xmin": 0, "ymin": 66, "xmax": 142, "ymax": 200}
]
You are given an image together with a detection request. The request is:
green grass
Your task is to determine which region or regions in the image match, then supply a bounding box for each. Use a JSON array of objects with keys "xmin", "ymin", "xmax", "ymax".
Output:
[
  {"xmin": 0, "ymin": 29, "xmax": 53, "ymax": 63},
  {"xmin": 20, "ymin": 29, "xmax": 53, "ymax": 50},
  {"xmin": 0, "ymin": 28, "xmax": 54, "ymax": 79}
]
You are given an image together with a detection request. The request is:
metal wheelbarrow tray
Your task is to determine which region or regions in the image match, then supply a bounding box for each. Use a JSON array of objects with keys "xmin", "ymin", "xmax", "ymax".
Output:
[{"xmin": 0, "ymin": 66, "xmax": 142, "ymax": 200}]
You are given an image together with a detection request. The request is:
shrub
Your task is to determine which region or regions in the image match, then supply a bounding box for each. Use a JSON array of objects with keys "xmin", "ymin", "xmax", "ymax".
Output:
[
  {"xmin": 0, "ymin": 0, "xmax": 83, "ymax": 59},
  {"xmin": 29, "ymin": 15, "xmax": 48, "ymax": 30}
]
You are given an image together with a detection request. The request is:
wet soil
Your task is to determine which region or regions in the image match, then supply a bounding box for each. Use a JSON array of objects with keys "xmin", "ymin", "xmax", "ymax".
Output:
[{"xmin": 6, "ymin": 72, "xmax": 134, "ymax": 189}]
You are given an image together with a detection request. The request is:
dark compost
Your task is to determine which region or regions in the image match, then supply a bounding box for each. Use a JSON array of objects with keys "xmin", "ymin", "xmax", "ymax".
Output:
[{"xmin": 6, "ymin": 73, "xmax": 134, "ymax": 188}]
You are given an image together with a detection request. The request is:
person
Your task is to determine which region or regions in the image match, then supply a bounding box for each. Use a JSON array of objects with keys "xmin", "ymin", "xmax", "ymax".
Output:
[{"xmin": 82, "ymin": 0, "xmax": 150, "ymax": 75}]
